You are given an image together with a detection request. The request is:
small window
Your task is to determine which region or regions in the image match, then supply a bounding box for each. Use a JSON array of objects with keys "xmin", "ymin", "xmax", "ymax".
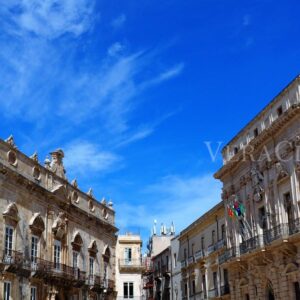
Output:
[
  {"xmin": 31, "ymin": 286, "xmax": 37, "ymax": 300},
  {"xmin": 31, "ymin": 236, "xmax": 38, "ymax": 264},
  {"xmin": 73, "ymin": 251, "xmax": 78, "ymax": 269},
  {"xmin": 201, "ymin": 237, "xmax": 205, "ymax": 250},
  {"xmin": 258, "ymin": 206, "xmax": 266, "ymax": 230},
  {"xmin": 184, "ymin": 283, "xmax": 188, "ymax": 297},
  {"xmin": 221, "ymin": 224, "xmax": 226, "ymax": 240},
  {"xmin": 4, "ymin": 282, "xmax": 11, "ymax": 300},
  {"xmin": 212, "ymin": 230, "xmax": 216, "ymax": 244},
  {"xmin": 124, "ymin": 282, "xmax": 134, "ymax": 298},
  {"xmin": 89, "ymin": 257, "xmax": 94, "ymax": 276},
  {"xmin": 294, "ymin": 282, "xmax": 300, "ymax": 299},
  {"xmin": 253, "ymin": 128, "xmax": 259, "ymax": 137},
  {"xmin": 54, "ymin": 240, "xmax": 61, "ymax": 270},
  {"xmin": 173, "ymin": 253, "xmax": 177, "ymax": 268},
  {"xmin": 234, "ymin": 147, "xmax": 238, "ymax": 154},
  {"xmin": 5, "ymin": 226, "xmax": 13, "ymax": 256},
  {"xmin": 125, "ymin": 248, "xmax": 132, "ymax": 264},
  {"xmin": 277, "ymin": 106, "xmax": 283, "ymax": 116},
  {"xmin": 192, "ymin": 280, "xmax": 196, "ymax": 295},
  {"xmin": 184, "ymin": 248, "xmax": 187, "ymax": 259}
]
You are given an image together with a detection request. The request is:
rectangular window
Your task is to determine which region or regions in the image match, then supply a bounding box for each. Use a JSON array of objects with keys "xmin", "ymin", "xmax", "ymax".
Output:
[
  {"xmin": 129, "ymin": 282, "xmax": 134, "ymax": 298},
  {"xmin": 124, "ymin": 282, "xmax": 128, "ymax": 298},
  {"xmin": 73, "ymin": 251, "xmax": 78, "ymax": 269},
  {"xmin": 5, "ymin": 226, "xmax": 13, "ymax": 256},
  {"xmin": 212, "ymin": 230, "xmax": 216, "ymax": 244},
  {"xmin": 31, "ymin": 286, "xmax": 37, "ymax": 300},
  {"xmin": 294, "ymin": 282, "xmax": 300, "ymax": 299},
  {"xmin": 192, "ymin": 280, "xmax": 196, "ymax": 295},
  {"xmin": 221, "ymin": 224, "xmax": 226, "ymax": 240},
  {"xmin": 54, "ymin": 240, "xmax": 61, "ymax": 270},
  {"xmin": 89, "ymin": 257, "xmax": 94, "ymax": 276},
  {"xmin": 201, "ymin": 237, "xmax": 205, "ymax": 250},
  {"xmin": 124, "ymin": 248, "xmax": 132, "ymax": 264},
  {"xmin": 124, "ymin": 282, "xmax": 133, "ymax": 298},
  {"xmin": 253, "ymin": 128, "xmax": 259, "ymax": 137},
  {"xmin": 31, "ymin": 236, "xmax": 38, "ymax": 263},
  {"xmin": 277, "ymin": 106, "xmax": 283, "ymax": 116},
  {"xmin": 4, "ymin": 282, "xmax": 11, "ymax": 300},
  {"xmin": 173, "ymin": 253, "xmax": 177, "ymax": 268}
]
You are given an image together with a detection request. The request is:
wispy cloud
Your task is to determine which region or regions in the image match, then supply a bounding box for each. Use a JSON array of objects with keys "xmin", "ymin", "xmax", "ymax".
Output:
[
  {"xmin": 107, "ymin": 42, "xmax": 125, "ymax": 57},
  {"xmin": 64, "ymin": 141, "xmax": 121, "ymax": 177},
  {"xmin": 111, "ymin": 14, "xmax": 126, "ymax": 29},
  {"xmin": 116, "ymin": 173, "xmax": 222, "ymax": 235},
  {"xmin": 1, "ymin": 0, "xmax": 95, "ymax": 38}
]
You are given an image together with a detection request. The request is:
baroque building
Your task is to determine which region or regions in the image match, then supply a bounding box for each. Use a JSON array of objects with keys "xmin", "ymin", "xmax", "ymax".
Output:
[
  {"xmin": 115, "ymin": 234, "xmax": 144, "ymax": 299},
  {"xmin": 214, "ymin": 75, "xmax": 300, "ymax": 300},
  {"xmin": 0, "ymin": 136, "xmax": 117, "ymax": 300},
  {"xmin": 178, "ymin": 202, "xmax": 229, "ymax": 300}
]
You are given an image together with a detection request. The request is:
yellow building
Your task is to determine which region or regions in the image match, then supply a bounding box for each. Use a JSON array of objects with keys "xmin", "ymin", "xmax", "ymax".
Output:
[{"xmin": 0, "ymin": 136, "xmax": 117, "ymax": 300}]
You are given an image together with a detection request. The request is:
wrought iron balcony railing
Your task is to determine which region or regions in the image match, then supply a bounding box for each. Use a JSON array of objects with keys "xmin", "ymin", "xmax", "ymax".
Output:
[
  {"xmin": 240, "ymin": 235, "xmax": 261, "ymax": 255},
  {"xmin": 188, "ymin": 255, "xmax": 195, "ymax": 265},
  {"xmin": 119, "ymin": 259, "xmax": 145, "ymax": 272},
  {"xmin": 207, "ymin": 288, "xmax": 218, "ymax": 298},
  {"xmin": 207, "ymin": 244, "xmax": 215, "ymax": 255},
  {"xmin": 2, "ymin": 250, "xmax": 31, "ymax": 275},
  {"xmin": 263, "ymin": 223, "xmax": 289, "ymax": 244},
  {"xmin": 181, "ymin": 259, "xmax": 187, "ymax": 268},
  {"xmin": 194, "ymin": 249, "xmax": 205, "ymax": 261}
]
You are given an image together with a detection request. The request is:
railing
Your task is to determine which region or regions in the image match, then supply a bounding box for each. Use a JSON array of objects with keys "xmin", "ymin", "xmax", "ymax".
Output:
[
  {"xmin": 87, "ymin": 274, "xmax": 102, "ymax": 286},
  {"xmin": 188, "ymin": 255, "xmax": 195, "ymax": 265},
  {"xmin": 207, "ymin": 244, "xmax": 215, "ymax": 255},
  {"xmin": 215, "ymin": 239, "xmax": 226, "ymax": 250},
  {"xmin": 195, "ymin": 250, "xmax": 205, "ymax": 261},
  {"xmin": 289, "ymin": 218, "xmax": 300, "ymax": 235},
  {"xmin": 220, "ymin": 284, "xmax": 230, "ymax": 296},
  {"xmin": 207, "ymin": 288, "xmax": 218, "ymax": 298},
  {"xmin": 119, "ymin": 259, "xmax": 144, "ymax": 270},
  {"xmin": 181, "ymin": 260, "xmax": 187, "ymax": 268},
  {"xmin": 264, "ymin": 223, "xmax": 289, "ymax": 244},
  {"xmin": 240, "ymin": 235, "xmax": 261, "ymax": 255},
  {"xmin": 2, "ymin": 250, "xmax": 23, "ymax": 265},
  {"xmin": 218, "ymin": 247, "xmax": 237, "ymax": 264}
]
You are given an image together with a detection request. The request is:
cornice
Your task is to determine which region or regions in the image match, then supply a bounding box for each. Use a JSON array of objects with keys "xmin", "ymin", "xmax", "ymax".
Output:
[{"xmin": 214, "ymin": 104, "xmax": 300, "ymax": 180}]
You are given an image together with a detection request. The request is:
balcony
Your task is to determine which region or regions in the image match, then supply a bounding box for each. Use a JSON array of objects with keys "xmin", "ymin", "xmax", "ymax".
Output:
[
  {"xmin": 194, "ymin": 250, "xmax": 205, "ymax": 261},
  {"xmin": 119, "ymin": 259, "xmax": 145, "ymax": 272},
  {"xmin": 240, "ymin": 235, "xmax": 261, "ymax": 255},
  {"xmin": 220, "ymin": 284, "xmax": 230, "ymax": 296},
  {"xmin": 215, "ymin": 239, "xmax": 226, "ymax": 251},
  {"xmin": 218, "ymin": 247, "xmax": 237, "ymax": 264},
  {"xmin": 264, "ymin": 223, "xmax": 289, "ymax": 244},
  {"xmin": 207, "ymin": 288, "xmax": 218, "ymax": 298},
  {"xmin": 87, "ymin": 274, "xmax": 102, "ymax": 292},
  {"xmin": 181, "ymin": 260, "xmax": 187, "ymax": 268},
  {"xmin": 188, "ymin": 255, "xmax": 195, "ymax": 265},
  {"xmin": 207, "ymin": 244, "xmax": 216, "ymax": 255},
  {"xmin": 73, "ymin": 268, "xmax": 86, "ymax": 287},
  {"xmin": 2, "ymin": 250, "xmax": 31, "ymax": 276}
]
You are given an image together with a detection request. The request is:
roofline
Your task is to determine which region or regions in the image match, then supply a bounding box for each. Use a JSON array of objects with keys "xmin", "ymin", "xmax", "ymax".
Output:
[
  {"xmin": 222, "ymin": 74, "xmax": 300, "ymax": 151},
  {"xmin": 179, "ymin": 201, "xmax": 223, "ymax": 238}
]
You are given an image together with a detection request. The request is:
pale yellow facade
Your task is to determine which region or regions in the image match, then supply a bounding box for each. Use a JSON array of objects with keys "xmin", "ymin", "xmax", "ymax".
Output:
[{"xmin": 0, "ymin": 136, "xmax": 117, "ymax": 300}]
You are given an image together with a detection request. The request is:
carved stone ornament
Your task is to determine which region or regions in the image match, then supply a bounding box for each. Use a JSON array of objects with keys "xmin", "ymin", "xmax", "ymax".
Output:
[
  {"xmin": 3, "ymin": 203, "xmax": 20, "ymax": 226},
  {"xmin": 29, "ymin": 213, "xmax": 45, "ymax": 236},
  {"xmin": 5, "ymin": 135, "xmax": 17, "ymax": 149},
  {"xmin": 87, "ymin": 188, "xmax": 94, "ymax": 198},
  {"xmin": 221, "ymin": 189, "xmax": 228, "ymax": 201},
  {"xmin": 71, "ymin": 179, "xmax": 78, "ymax": 188},
  {"xmin": 253, "ymin": 186, "xmax": 264, "ymax": 203},
  {"xmin": 101, "ymin": 197, "xmax": 107, "ymax": 205},
  {"xmin": 88, "ymin": 240, "xmax": 98, "ymax": 256},
  {"xmin": 30, "ymin": 151, "xmax": 39, "ymax": 162},
  {"xmin": 240, "ymin": 176, "xmax": 247, "ymax": 187},
  {"xmin": 32, "ymin": 166, "xmax": 41, "ymax": 180},
  {"xmin": 296, "ymin": 162, "xmax": 300, "ymax": 174},
  {"xmin": 7, "ymin": 150, "xmax": 17, "ymax": 166},
  {"xmin": 52, "ymin": 212, "xmax": 67, "ymax": 240},
  {"xmin": 275, "ymin": 161, "xmax": 289, "ymax": 182},
  {"xmin": 88, "ymin": 198, "xmax": 95, "ymax": 212},
  {"xmin": 71, "ymin": 232, "xmax": 83, "ymax": 252},
  {"xmin": 50, "ymin": 149, "xmax": 66, "ymax": 179},
  {"xmin": 250, "ymin": 166, "xmax": 264, "ymax": 187},
  {"xmin": 72, "ymin": 191, "xmax": 79, "ymax": 204}
]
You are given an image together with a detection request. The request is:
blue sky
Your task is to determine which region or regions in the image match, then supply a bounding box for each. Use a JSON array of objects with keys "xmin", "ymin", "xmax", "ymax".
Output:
[{"xmin": 1, "ymin": 0, "xmax": 300, "ymax": 244}]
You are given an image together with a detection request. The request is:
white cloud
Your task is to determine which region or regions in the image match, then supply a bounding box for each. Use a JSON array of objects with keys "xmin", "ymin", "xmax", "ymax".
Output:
[
  {"xmin": 107, "ymin": 42, "xmax": 125, "ymax": 57},
  {"xmin": 111, "ymin": 14, "xmax": 126, "ymax": 29},
  {"xmin": 64, "ymin": 141, "xmax": 121, "ymax": 176},
  {"xmin": 115, "ymin": 173, "xmax": 222, "ymax": 235},
  {"xmin": 1, "ymin": 0, "xmax": 95, "ymax": 39}
]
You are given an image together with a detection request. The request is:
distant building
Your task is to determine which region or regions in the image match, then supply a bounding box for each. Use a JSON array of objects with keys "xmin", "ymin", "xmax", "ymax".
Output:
[
  {"xmin": 170, "ymin": 236, "xmax": 181, "ymax": 300},
  {"xmin": 178, "ymin": 202, "xmax": 228, "ymax": 300},
  {"xmin": 115, "ymin": 234, "xmax": 144, "ymax": 299},
  {"xmin": 143, "ymin": 222, "xmax": 175, "ymax": 300},
  {"xmin": 215, "ymin": 75, "xmax": 300, "ymax": 299},
  {"xmin": 0, "ymin": 136, "xmax": 117, "ymax": 300}
]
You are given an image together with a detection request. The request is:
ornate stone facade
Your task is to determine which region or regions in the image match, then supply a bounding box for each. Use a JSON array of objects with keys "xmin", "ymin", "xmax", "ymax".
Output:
[
  {"xmin": 0, "ymin": 137, "xmax": 117, "ymax": 300},
  {"xmin": 215, "ymin": 76, "xmax": 300, "ymax": 300}
]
